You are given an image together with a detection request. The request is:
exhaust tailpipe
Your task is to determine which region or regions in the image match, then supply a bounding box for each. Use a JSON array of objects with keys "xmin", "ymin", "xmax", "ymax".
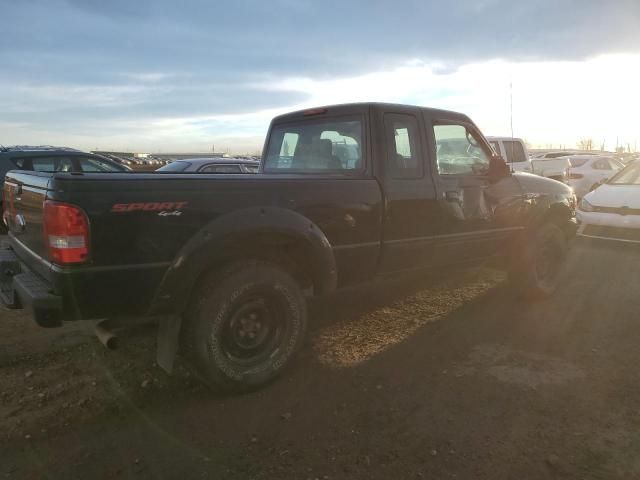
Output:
[{"xmin": 95, "ymin": 319, "xmax": 118, "ymax": 350}]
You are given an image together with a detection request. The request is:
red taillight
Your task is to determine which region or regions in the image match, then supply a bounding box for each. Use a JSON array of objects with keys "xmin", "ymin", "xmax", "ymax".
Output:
[
  {"xmin": 43, "ymin": 201, "xmax": 90, "ymax": 265},
  {"xmin": 569, "ymin": 173, "xmax": 584, "ymax": 179}
]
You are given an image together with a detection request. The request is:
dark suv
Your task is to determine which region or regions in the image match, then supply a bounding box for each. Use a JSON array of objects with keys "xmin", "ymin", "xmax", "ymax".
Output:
[{"xmin": 0, "ymin": 146, "xmax": 128, "ymax": 223}]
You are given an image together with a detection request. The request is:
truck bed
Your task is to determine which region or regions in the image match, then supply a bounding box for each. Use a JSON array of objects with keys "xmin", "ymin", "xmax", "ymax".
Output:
[{"xmin": 3, "ymin": 170, "xmax": 383, "ymax": 321}]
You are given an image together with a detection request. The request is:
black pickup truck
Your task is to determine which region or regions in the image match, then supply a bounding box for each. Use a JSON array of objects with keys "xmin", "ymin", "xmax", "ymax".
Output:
[{"xmin": 1, "ymin": 103, "xmax": 577, "ymax": 392}]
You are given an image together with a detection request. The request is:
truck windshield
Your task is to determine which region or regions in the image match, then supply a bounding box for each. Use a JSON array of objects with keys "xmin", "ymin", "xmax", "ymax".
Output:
[{"xmin": 264, "ymin": 117, "xmax": 363, "ymax": 172}]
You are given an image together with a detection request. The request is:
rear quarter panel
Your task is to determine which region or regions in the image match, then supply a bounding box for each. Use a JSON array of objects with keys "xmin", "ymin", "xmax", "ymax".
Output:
[{"xmin": 49, "ymin": 174, "xmax": 382, "ymax": 266}]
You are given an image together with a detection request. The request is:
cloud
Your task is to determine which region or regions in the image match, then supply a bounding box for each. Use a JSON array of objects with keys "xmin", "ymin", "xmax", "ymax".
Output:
[{"xmin": 1, "ymin": 0, "xmax": 639, "ymax": 150}]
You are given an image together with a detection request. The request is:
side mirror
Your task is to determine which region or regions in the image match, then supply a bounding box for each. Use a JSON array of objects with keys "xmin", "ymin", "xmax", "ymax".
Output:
[{"xmin": 489, "ymin": 153, "xmax": 511, "ymax": 178}]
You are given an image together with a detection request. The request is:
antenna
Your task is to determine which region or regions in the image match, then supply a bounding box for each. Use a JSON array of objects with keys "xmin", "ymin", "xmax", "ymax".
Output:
[{"xmin": 509, "ymin": 81, "xmax": 514, "ymax": 172}]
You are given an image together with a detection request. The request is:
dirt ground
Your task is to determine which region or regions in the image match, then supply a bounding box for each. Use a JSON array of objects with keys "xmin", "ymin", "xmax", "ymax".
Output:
[{"xmin": 2, "ymin": 237, "xmax": 640, "ymax": 479}]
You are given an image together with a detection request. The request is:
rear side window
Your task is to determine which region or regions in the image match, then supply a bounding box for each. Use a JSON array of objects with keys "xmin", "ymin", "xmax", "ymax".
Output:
[
  {"xmin": 156, "ymin": 161, "xmax": 191, "ymax": 172},
  {"xmin": 502, "ymin": 140, "xmax": 527, "ymax": 163},
  {"xmin": 384, "ymin": 113, "xmax": 423, "ymax": 179},
  {"xmin": 199, "ymin": 164, "xmax": 243, "ymax": 173},
  {"xmin": 78, "ymin": 156, "xmax": 124, "ymax": 172},
  {"xmin": 569, "ymin": 158, "xmax": 589, "ymax": 168},
  {"xmin": 30, "ymin": 156, "xmax": 74, "ymax": 172},
  {"xmin": 264, "ymin": 117, "xmax": 363, "ymax": 172}
]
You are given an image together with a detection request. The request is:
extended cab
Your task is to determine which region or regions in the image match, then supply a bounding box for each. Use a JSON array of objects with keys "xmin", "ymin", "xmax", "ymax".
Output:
[{"xmin": 1, "ymin": 103, "xmax": 577, "ymax": 392}]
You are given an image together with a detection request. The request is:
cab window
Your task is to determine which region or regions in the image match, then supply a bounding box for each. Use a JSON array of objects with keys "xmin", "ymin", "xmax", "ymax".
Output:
[
  {"xmin": 384, "ymin": 113, "xmax": 423, "ymax": 179},
  {"xmin": 433, "ymin": 124, "xmax": 490, "ymax": 175},
  {"xmin": 30, "ymin": 156, "xmax": 74, "ymax": 172},
  {"xmin": 264, "ymin": 117, "xmax": 363, "ymax": 172}
]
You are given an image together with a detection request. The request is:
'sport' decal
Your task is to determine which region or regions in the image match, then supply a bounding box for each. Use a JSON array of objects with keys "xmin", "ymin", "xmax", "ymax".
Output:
[{"xmin": 111, "ymin": 202, "xmax": 188, "ymax": 213}]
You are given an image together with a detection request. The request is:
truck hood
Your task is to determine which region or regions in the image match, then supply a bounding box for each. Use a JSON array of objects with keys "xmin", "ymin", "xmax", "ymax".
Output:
[
  {"xmin": 513, "ymin": 172, "xmax": 573, "ymax": 196},
  {"xmin": 584, "ymin": 184, "xmax": 640, "ymax": 209}
]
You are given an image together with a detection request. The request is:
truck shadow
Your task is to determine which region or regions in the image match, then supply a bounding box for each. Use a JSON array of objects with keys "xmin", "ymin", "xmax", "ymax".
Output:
[{"xmin": 306, "ymin": 266, "xmax": 506, "ymax": 369}]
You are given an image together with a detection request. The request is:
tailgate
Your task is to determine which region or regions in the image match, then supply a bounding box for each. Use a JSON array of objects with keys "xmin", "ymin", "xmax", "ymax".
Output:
[{"xmin": 3, "ymin": 171, "xmax": 51, "ymax": 259}]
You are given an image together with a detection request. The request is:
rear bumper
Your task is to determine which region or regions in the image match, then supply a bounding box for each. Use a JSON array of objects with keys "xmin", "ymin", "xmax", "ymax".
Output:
[
  {"xmin": 0, "ymin": 249, "xmax": 64, "ymax": 327},
  {"xmin": 2, "ymin": 238, "xmax": 171, "ymax": 326}
]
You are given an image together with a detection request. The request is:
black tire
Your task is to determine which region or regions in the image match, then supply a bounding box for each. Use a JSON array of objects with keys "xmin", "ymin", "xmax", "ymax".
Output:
[
  {"xmin": 183, "ymin": 261, "xmax": 307, "ymax": 393},
  {"xmin": 509, "ymin": 223, "xmax": 567, "ymax": 300}
]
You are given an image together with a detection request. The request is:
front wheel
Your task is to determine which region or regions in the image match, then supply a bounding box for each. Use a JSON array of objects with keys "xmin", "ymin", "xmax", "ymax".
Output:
[
  {"xmin": 183, "ymin": 261, "xmax": 307, "ymax": 393},
  {"xmin": 509, "ymin": 223, "xmax": 568, "ymax": 300}
]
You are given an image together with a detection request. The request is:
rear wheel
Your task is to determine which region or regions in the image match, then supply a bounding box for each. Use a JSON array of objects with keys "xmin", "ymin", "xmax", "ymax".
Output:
[
  {"xmin": 183, "ymin": 261, "xmax": 307, "ymax": 393},
  {"xmin": 509, "ymin": 223, "xmax": 567, "ymax": 300}
]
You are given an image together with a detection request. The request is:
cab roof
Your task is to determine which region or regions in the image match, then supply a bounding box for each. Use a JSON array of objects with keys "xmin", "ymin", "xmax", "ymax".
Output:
[{"xmin": 271, "ymin": 102, "xmax": 473, "ymax": 124}]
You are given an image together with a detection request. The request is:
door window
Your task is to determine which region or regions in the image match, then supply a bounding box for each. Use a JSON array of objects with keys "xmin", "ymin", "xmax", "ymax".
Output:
[
  {"xmin": 433, "ymin": 124, "xmax": 490, "ymax": 175},
  {"xmin": 384, "ymin": 113, "xmax": 423, "ymax": 179},
  {"xmin": 591, "ymin": 159, "xmax": 610, "ymax": 170}
]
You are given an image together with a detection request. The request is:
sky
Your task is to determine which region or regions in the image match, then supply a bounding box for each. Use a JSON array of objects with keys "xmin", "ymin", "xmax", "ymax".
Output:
[{"xmin": 1, "ymin": 0, "xmax": 639, "ymax": 153}]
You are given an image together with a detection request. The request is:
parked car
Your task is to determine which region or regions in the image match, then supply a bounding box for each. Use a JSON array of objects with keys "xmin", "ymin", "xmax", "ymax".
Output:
[
  {"xmin": 577, "ymin": 161, "xmax": 640, "ymax": 243},
  {"xmin": 567, "ymin": 155, "xmax": 624, "ymax": 198},
  {"xmin": 530, "ymin": 155, "xmax": 570, "ymax": 183},
  {"xmin": 531, "ymin": 151, "xmax": 600, "ymax": 159},
  {"xmin": 99, "ymin": 153, "xmax": 134, "ymax": 167},
  {"xmin": 487, "ymin": 137, "xmax": 533, "ymax": 174},
  {"xmin": 614, "ymin": 153, "xmax": 640, "ymax": 166},
  {"xmin": 0, "ymin": 146, "xmax": 129, "ymax": 227},
  {"xmin": 1, "ymin": 103, "xmax": 577, "ymax": 393},
  {"xmin": 155, "ymin": 157, "xmax": 260, "ymax": 174}
]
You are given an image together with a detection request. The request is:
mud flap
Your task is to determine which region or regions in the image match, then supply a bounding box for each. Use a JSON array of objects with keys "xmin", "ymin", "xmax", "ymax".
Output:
[{"xmin": 156, "ymin": 315, "xmax": 182, "ymax": 374}]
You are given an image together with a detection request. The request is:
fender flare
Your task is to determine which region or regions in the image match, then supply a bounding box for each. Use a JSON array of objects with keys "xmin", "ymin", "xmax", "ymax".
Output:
[
  {"xmin": 523, "ymin": 192, "xmax": 575, "ymax": 235},
  {"xmin": 148, "ymin": 206, "xmax": 337, "ymax": 316}
]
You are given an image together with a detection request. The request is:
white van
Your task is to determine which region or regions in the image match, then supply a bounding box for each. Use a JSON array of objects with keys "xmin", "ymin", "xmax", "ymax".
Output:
[{"xmin": 486, "ymin": 137, "xmax": 533, "ymax": 174}]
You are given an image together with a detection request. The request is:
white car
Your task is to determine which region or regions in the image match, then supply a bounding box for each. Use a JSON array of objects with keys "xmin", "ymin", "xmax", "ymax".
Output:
[
  {"xmin": 577, "ymin": 162, "xmax": 640, "ymax": 243},
  {"xmin": 567, "ymin": 155, "xmax": 624, "ymax": 198}
]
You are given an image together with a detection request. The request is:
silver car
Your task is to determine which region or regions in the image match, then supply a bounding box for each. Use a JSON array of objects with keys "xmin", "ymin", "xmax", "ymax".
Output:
[{"xmin": 155, "ymin": 157, "xmax": 260, "ymax": 174}]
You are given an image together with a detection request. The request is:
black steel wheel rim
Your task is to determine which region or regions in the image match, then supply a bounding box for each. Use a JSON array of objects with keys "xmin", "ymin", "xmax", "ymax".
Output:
[{"xmin": 219, "ymin": 289, "xmax": 286, "ymax": 366}]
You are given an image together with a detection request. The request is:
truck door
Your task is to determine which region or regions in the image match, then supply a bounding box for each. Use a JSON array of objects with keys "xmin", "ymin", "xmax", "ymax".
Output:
[
  {"xmin": 426, "ymin": 119, "xmax": 524, "ymax": 263},
  {"xmin": 378, "ymin": 112, "xmax": 441, "ymax": 272}
]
